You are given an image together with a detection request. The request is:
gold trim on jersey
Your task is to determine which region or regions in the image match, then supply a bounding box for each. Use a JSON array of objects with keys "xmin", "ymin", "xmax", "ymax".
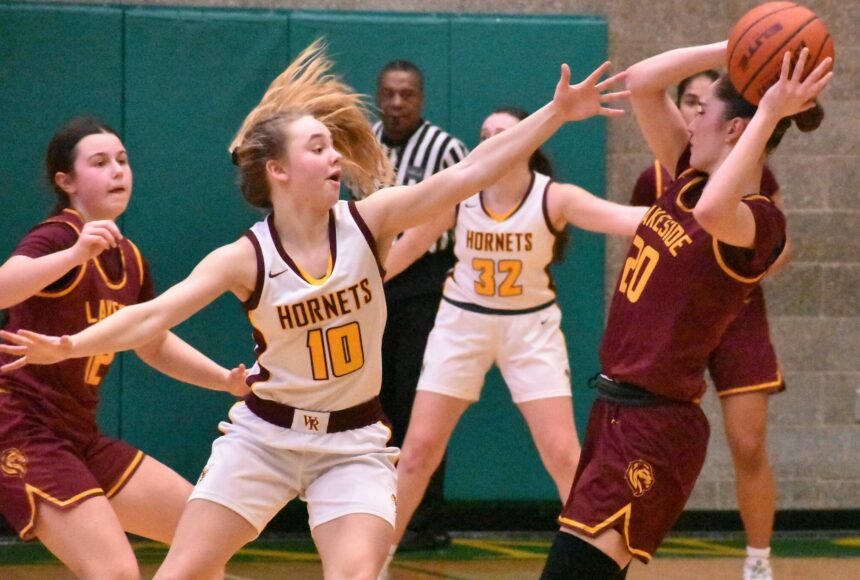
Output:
[
  {"xmin": 712, "ymin": 238, "xmax": 769, "ymax": 284},
  {"xmin": 675, "ymin": 176, "xmax": 705, "ymax": 213},
  {"xmin": 35, "ymin": 213, "xmax": 87, "ymax": 298},
  {"xmin": 128, "ymin": 240, "xmax": 145, "ymax": 287},
  {"xmin": 295, "ymin": 255, "xmax": 334, "ymax": 286},
  {"xmin": 92, "ymin": 244, "xmax": 128, "ymax": 290},
  {"xmin": 654, "ymin": 160, "xmax": 664, "ymax": 199},
  {"xmin": 558, "ymin": 503, "xmax": 652, "ymax": 562},
  {"xmin": 19, "ymin": 483, "xmax": 104, "ymax": 539},
  {"xmin": 105, "ymin": 450, "xmax": 144, "ymax": 497},
  {"xmin": 717, "ymin": 371, "xmax": 783, "ymax": 398},
  {"xmin": 483, "ymin": 195, "xmax": 527, "ymax": 223}
]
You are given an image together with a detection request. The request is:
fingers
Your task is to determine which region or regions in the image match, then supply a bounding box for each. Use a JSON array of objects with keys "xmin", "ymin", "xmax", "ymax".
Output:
[
  {"xmin": 779, "ymin": 50, "xmax": 792, "ymax": 82},
  {"xmin": 0, "ymin": 357, "xmax": 28, "ymax": 373},
  {"xmin": 600, "ymin": 89, "xmax": 631, "ymax": 103},
  {"xmin": 803, "ymin": 57, "xmax": 834, "ymax": 86},
  {"xmin": 585, "ymin": 60, "xmax": 612, "ymax": 85},
  {"xmin": 791, "ymin": 47, "xmax": 809, "ymax": 83},
  {"xmin": 559, "ymin": 63, "xmax": 571, "ymax": 86},
  {"xmin": 599, "ymin": 107, "xmax": 627, "ymax": 117},
  {"xmin": 595, "ymin": 69, "xmax": 627, "ymax": 91},
  {"xmin": 0, "ymin": 330, "xmax": 32, "ymax": 347}
]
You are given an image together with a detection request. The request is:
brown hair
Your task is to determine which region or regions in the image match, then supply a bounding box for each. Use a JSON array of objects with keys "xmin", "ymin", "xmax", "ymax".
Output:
[
  {"xmin": 45, "ymin": 116, "xmax": 120, "ymax": 215},
  {"xmin": 714, "ymin": 74, "xmax": 824, "ymax": 152},
  {"xmin": 230, "ymin": 40, "xmax": 393, "ymax": 207}
]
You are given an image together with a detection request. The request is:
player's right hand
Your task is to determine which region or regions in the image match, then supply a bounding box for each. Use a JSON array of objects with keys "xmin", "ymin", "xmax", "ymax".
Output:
[
  {"xmin": 71, "ymin": 220, "xmax": 123, "ymax": 263},
  {"xmin": 0, "ymin": 330, "xmax": 75, "ymax": 371}
]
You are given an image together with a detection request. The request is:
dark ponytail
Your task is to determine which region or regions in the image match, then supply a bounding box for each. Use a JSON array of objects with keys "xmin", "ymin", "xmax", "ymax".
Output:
[{"xmin": 715, "ymin": 75, "xmax": 825, "ymax": 152}]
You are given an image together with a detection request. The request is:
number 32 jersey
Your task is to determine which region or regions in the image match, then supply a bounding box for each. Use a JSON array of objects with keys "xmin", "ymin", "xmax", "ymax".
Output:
[
  {"xmin": 443, "ymin": 172, "xmax": 562, "ymax": 311},
  {"xmin": 600, "ymin": 148, "xmax": 786, "ymax": 402},
  {"xmin": 243, "ymin": 201, "xmax": 386, "ymax": 412}
]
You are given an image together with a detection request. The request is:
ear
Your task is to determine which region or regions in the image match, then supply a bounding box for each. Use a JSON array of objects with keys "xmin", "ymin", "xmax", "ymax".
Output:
[
  {"xmin": 265, "ymin": 159, "xmax": 289, "ymax": 184},
  {"xmin": 54, "ymin": 172, "xmax": 76, "ymax": 195},
  {"xmin": 725, "ymin": 117, "xmax": 750, "ymax": 145}
]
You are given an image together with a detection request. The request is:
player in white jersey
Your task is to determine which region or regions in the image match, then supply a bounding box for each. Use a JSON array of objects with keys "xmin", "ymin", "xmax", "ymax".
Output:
[
  {"xmin": 381, "ymin": 107, "xmax": 648, "ymax": 565},
  {"xmin": 0, "ymin": 42, "xmax": 629, "ymax": 579}
]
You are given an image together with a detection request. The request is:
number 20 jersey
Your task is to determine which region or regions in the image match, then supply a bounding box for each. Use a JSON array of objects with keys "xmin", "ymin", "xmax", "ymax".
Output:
[
  {"xmin": 599, "ymin": 149, "xmax": 786, "ymax": 402},
  {"xmin": 243, "ymin": 201, "xmax": 386, "ymax": 412}
]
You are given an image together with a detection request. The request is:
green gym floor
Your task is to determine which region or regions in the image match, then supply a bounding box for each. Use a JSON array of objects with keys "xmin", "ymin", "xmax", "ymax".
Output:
[{"xmin": 1, "ymin": 532, "xmax": 858, "ymax": 579}]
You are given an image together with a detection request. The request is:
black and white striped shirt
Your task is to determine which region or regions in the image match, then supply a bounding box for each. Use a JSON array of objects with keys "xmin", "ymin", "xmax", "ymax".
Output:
[{"xmin": 369, "ymin": 119, "xmax": 468, "ymax": 299}]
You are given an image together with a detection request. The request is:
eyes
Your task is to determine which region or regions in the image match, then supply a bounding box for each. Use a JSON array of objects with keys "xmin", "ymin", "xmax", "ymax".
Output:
[{"xmin": 91, "ymin": 154, "xmax": 128, "ymax": 167}]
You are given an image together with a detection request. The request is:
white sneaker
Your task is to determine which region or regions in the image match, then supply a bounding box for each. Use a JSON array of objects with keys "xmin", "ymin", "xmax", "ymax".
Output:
[{"xmin": 743, "ymin": 557, "xmax": 773, "ymax": 580}]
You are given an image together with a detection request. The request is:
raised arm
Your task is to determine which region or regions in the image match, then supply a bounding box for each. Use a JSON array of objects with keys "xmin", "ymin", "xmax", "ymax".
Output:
[
  {"xmin": 695, "ymin": 49, "xmax": 832, "ymax": 247},
  {"xmin": 0, "ymin": 238, "xmax": 256, "ymax": 371},
  {"xmin": 357, "ymin": 62, "xmax": 629, "ymax": 247},
  {"xmin": 384, "ymin": 209, "xmax": 456, "ymax": 282},
  {"xmin": 548, "ymin": 182, "xmax": 648, "ymax": 237},
  {"xmin": 626, "ymin": 42, "xmax": 726, "ymax": 174},
  {"xmin": 0, "ymin": 220, "xmax": 122, "ymax": 309}
]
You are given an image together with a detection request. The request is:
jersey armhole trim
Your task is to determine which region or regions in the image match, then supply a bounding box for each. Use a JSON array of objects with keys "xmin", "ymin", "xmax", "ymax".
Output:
[
  {"xmin": 347, "ymin": 201, "xmax": 385, "ymax": 279},
  {"xmin": 243, "ymin": 231, "xmax": 265, "ymax": 311}
]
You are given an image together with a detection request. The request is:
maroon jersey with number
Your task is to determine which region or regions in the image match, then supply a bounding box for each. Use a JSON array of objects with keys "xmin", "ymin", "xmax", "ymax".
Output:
[
  {"xmin": 601, "ymin": 148, "xmax": 786, "ymax": 401},
  {"xmin": 0, "ymin": 209, "xmax": 153, "ymax": 442}
]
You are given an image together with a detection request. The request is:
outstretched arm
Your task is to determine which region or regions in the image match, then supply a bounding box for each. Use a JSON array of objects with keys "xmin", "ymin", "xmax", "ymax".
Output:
[
  {"xmin": 548, "ymin": 182, "xmax": 648, "ymax": 237},
  {"xmin": 357, "ymin": 62, "xmax": 629, "ymax": 249},
  {"xmin": 0, "ymin": 238, "xmax": 256, "ymax": 371},
  {"xmin": 0, "ymin": 221, "xmax": 122, "ymax": 309},
  {"xmin": 626, "ymin": 42, "xmax": 726, "ymax": 175},
  {"xmin": 695, "ymin": 49, "xmax": 833, "ymax": 247},
  {"xmin": 135, "ymin": 332, "xmax": 250, "ymax": 397},
  {"xmin": 384, "ymin": 209, "xmax": 456, "ymax": 282}
]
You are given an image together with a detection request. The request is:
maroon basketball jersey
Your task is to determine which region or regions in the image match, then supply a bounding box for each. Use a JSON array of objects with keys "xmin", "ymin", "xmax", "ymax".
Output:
[
  {"xmin": 631, "ymin": 161, "xmax": 779, "ymax": 207},
  {"xmin": 0, "ymin": 209, "xmax": 152, "ymax": 439},
  {"xmin": 602, "ymin": 148, "xmax": 786, "ymax": 401}
]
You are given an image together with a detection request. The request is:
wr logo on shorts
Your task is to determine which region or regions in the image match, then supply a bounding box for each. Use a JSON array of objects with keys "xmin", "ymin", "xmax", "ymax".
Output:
[
  {"xmin": 625, "ymin": 459, "xmax": 655, "ymax": 497},
  {"xmin": 1, "ymin": 448, "xmax": 28, "ymax": 478}
]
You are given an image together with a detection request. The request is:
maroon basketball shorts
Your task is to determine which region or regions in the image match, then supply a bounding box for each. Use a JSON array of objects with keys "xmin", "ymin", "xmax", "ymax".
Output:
[
  {"xmin": 558, "ymin": 398, "xmax": 709, "ymax": 563},
  {"xmin": 0, "ymin": 392, "xmax": 143, "ymax": 539},
  {"xmin": 708, "ymin": 287, "xmax": 785, "ymax": 397}
]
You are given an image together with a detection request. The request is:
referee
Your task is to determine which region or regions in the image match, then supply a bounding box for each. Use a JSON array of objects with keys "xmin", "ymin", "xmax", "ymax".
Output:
[{"xmin": 364, "ymin": 59, "xmax": 468, "ymax": 551}]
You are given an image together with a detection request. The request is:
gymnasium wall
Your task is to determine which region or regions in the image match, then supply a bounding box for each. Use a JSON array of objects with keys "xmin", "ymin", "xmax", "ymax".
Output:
[
  {"xmin": 4, "ymin": 0, "xmax": 859, "ymax": 513},
  {"xmin": 0, "ymin": 2, "xmax": 608, "ymax": 502}
]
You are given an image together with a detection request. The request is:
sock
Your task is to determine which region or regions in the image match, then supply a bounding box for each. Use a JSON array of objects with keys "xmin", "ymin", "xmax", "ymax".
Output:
[
  {"xmin": 540, "ymin": 532, "xmax": 622, "ymax": 580},
  {"xmin": 746, "ymin": 546, "xmax": 771, "ymax": 560}
]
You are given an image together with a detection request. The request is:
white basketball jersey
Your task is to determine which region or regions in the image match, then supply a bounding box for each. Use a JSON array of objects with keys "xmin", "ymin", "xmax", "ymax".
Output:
[
  {"xmin": 443, "ymin": 172, "xmax": 560, "ymax": 311},
  {"xmin": 244, "ymin": 201, "xmax": 386, "ymax": 411}
]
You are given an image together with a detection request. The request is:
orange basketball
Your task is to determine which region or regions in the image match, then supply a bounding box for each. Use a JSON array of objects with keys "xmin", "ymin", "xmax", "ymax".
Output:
[{"xmin": 727, "ymin": 1, "xmax": 834, "ymax": 105}]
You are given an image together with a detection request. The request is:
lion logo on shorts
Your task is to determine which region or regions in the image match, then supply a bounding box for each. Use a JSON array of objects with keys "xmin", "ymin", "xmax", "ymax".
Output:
[
  {"xmin": 625, "ymin": 459, "xmax": 654, "ymax": 497},
  {"xmin": 1, "ymin": 448, "xmax": 28, "ymax": 478}
]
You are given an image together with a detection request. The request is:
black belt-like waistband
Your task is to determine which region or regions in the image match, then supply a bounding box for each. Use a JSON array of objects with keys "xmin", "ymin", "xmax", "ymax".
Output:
[
  {"xmin": 245, "ymin": 393, "xmax": 385, "ymax": 434},
  {"xmin": 442, "ymin": 296, "xmax": 556, "ymax": 315},
  {"xmin": 595, "ymin": 374, "xmax": 676, "ymax": 407}
]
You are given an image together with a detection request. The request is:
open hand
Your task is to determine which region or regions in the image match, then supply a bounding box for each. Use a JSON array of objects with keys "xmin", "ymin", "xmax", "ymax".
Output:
[
  {"xmin": 225, "ymin": 363, "xmax": 251, "ymax": 397},
  {"xmin": 758, "ymin": 47, "xmax": 833, "ymax": 119},
  {"xmin": 552, "ymin": 61, "xmax": 630, "ymax": 122},
  {"xmin": 0, "ymin": 330, "xmax": 75, "ymax": 372}
]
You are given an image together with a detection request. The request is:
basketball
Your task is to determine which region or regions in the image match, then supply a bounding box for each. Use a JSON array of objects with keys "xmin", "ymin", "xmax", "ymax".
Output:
[{"xmin": 727, "ymin": 2, "xmax": 834, "ymax": 105}]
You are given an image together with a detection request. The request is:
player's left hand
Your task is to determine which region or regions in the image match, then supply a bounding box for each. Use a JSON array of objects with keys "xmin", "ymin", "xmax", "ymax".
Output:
[
  {"xmin": 759, "ymin": 47, "xmax": 833, "ymax": 119},
  {"xmin": 0, "ymin": 329, "xmax": 75, "ymax": 371},
  {"xmin": 552, "ymin": 61, "xmax": 630, "ymax": 122},
  {"xmin": 225, "ymin": 363, "xmax": 251, "ymax": 397}
]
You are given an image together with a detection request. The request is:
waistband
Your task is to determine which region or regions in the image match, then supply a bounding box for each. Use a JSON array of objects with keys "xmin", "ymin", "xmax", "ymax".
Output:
[
  {"xmin": 244, "ymin": 393, "xmax": 385, "ymax": 434},
  {"xmin": 594, "ymin": 374, "xmax": 676, "ymax": 407},
  {"xmin": 442, "ymin": 296, "xmax": 556, "ymax": 315}
]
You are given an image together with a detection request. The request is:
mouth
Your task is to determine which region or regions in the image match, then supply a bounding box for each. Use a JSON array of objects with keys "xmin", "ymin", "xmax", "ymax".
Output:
[
  {"xmin": 326, "ymin": 171, "xmax": 341, "ymax": 185},
  {"xmin": 108, "ymin": 186, "xmax": 127, "ymax": 194}
]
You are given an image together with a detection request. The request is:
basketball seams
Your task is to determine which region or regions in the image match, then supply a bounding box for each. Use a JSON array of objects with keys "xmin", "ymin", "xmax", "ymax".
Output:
[
  {"xmin": 728, "ymin": 2, "xmax": 800, "ymax": 66},
  {"xmin": 810, "ymin": 32, "xmax": 832, "ymax": 71},
  {"xmin": 740, "ymin": 15, "xmax": 819, "ymax": 99}
]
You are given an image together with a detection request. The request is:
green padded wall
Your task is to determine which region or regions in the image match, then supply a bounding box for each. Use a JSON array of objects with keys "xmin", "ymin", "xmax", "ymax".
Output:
[
  {"xmin": 445, "ymin": 16, "xmax": 607, "ymax": 500},
  {"xmin": 1, "ymin": 3, "xmax": 607, "ymax": 501},
  {"xmin": 0, "ymin": 4, "xmax": 125, "ymax": 433},
  {"xmin": 120, "ymin": 8, "xmax": 290, "ymax": 477}
]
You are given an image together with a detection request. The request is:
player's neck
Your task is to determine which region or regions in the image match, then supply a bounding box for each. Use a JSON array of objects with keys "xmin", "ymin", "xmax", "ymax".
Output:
[{"xmin": 484, "ymin": 164, "xmax": 532, "ymax": 208}]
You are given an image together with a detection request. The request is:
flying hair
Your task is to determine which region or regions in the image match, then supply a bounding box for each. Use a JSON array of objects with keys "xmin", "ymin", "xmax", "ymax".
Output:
[{"xmin": 229, "ymin": 39, "xmax": 393, "ymax": 197}]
